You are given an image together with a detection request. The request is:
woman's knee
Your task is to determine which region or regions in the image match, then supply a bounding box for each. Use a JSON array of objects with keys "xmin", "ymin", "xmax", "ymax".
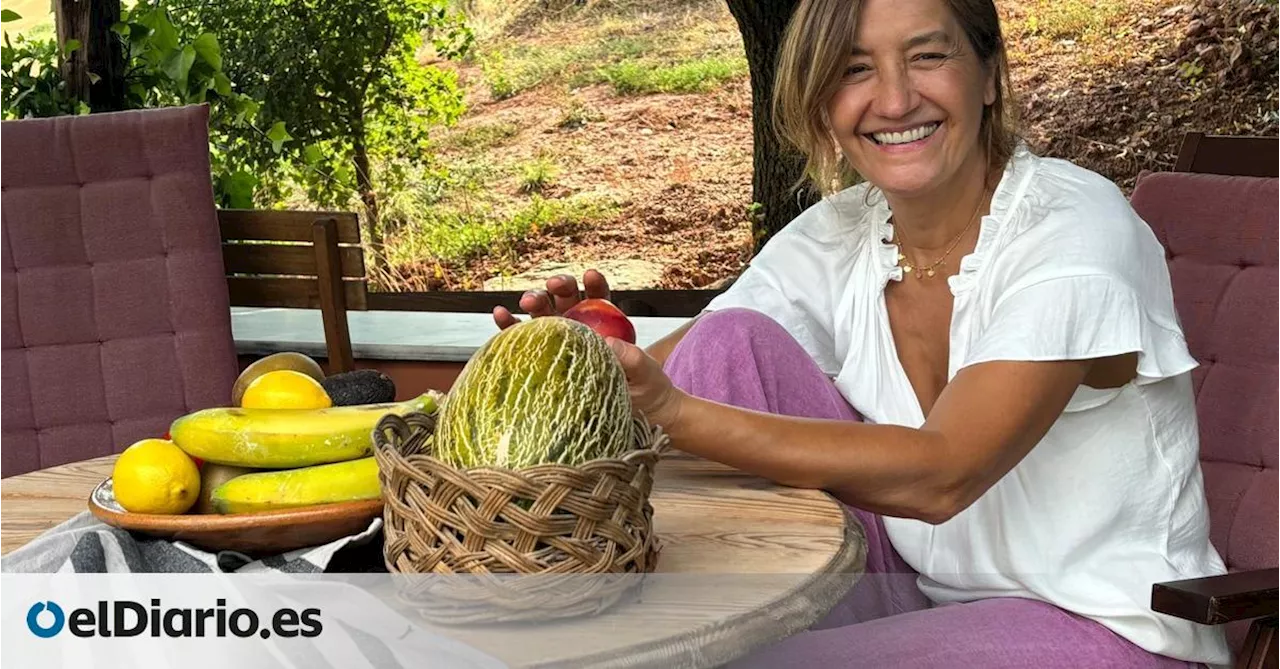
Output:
[{"xmin": 675, "ymin": 308, "xmax": 792, "ymax": 356}]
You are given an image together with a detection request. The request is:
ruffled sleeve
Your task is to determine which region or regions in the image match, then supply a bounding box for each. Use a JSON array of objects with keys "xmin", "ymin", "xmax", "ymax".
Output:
[
  {"xmin": 962, "ymin": 273, "xmax": 1198, "ymax": 384},
  {"xmin": 959, "ymin": 155, "xmax": 1199, "ymax": 385}
]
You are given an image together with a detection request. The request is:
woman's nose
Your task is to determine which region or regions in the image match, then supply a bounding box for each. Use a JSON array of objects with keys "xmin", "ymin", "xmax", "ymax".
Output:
[{"xmin": 871, "ymin": 69, "xmax": 919, "ymax": 119}]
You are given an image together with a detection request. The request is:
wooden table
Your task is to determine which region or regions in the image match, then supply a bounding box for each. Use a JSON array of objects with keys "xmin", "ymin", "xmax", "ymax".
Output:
[{"xmin": 2, "ymin": 453, "xmax": 867, "ymax": 668}]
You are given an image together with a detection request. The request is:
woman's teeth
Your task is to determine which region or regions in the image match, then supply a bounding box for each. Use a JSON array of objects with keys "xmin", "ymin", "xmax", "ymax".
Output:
[{"xmin": 871, "ymin": 123, "xmax": 940, "ymax": 145}]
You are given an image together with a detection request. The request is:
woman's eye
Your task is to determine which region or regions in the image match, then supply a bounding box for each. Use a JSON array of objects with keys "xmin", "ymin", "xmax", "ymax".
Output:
[
  {"xmin": 913, "ymin": 52, "xmax": 947, "ymax": 63},
  {"xmin": 844, "ymin": 64, "xmax": 871, "ymax": 77}
]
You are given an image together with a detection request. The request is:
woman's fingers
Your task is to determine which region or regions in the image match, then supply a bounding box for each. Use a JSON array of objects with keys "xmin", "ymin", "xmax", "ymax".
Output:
[
  {"xmin": 492, "ymin": 306, "xmax": 521, "ymax": 330},
  {"xmin": 502, "ymin": 271, "xmax": 614, "ymax": 330},
  {"xmin": 583, "ymin": 269, "xmax": 611, "ymax": 300},
  {"xmin": 545, "ymin": 274, "xmax": 582, "ymax": 314},
  {"xmin": 520, "ymin": 289, "xmax": 557, "ymax": 318}
]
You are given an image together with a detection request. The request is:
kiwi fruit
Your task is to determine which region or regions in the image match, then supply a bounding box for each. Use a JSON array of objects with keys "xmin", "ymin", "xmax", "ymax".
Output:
[{"xmin": 232, "ymin": 352, "xmax": 326, "ymax": 406}]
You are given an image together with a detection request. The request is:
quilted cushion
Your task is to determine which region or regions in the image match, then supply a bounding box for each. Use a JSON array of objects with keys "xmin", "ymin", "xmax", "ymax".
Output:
[
  {"xmin": 1, "ymin": 105, "xmax": 238, "ymax": 477},
  {"xmin": 1131, "ymin": 171, "xmax": 1278, "ymax": 651}
]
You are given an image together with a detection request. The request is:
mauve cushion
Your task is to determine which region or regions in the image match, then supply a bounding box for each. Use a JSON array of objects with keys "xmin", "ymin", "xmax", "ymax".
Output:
[
  {"xmin": 1, "ymin": 105, "xmax": 238, "ymax": 477},
  {"xmin": 1131, "ymin": 170, "xmax": 1278, "ymax": 653}
]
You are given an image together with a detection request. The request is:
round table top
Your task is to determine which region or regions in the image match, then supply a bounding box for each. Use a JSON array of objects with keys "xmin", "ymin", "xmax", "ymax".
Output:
[{"xmin": 1, "ymin": 453, "xmax": 866, "ymax": 669}]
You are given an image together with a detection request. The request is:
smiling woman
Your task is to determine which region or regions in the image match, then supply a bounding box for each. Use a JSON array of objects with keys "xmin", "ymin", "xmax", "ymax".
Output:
[{"xmin": 493, "ymin": 0, "xmax": 1234, "ymax": 667}]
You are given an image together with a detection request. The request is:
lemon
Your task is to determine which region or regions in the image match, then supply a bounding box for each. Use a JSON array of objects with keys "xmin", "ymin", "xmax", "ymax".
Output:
[
  {"xmin": 113, "ymin": 439, "xmax": 201, "ymax": 515},
  {"xmin": 240, "ymin": 369, "xmax": 332, "ymax": 409}
]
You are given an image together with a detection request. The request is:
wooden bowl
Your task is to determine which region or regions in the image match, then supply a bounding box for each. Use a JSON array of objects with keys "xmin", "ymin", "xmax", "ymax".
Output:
[{"xmin": 87, "ymin": 477, "xmax": 383, "ymax": 556}]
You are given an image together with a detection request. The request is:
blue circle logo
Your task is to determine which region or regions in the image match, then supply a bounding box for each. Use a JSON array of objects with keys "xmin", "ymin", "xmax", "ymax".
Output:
[{"xmin": 27, "ymin": 601, "xmax": 65, "ymax": 638}]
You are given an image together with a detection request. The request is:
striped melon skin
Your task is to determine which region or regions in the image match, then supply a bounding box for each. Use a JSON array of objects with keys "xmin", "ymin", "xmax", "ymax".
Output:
[{"xmin": 435, "ymin": 317, "xmax": 634, "ymax": 469}]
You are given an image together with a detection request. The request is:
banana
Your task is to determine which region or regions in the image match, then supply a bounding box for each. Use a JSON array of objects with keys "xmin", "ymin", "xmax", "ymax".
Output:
[
  {"xmin": 211, "ymin": 457, "xmax": 381, "ymax": 514},
  {"xmin": 170, "ymin": 391, "xmax": 439, "ymax": 468}
]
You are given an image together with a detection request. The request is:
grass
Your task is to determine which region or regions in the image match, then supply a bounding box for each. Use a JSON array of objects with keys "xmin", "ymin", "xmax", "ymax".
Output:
[
  {"xmin": 471, "ymin": 2, "xmax": 745, "ymax": 99},
  {"xmin": 1007, "ymin": 0, "xmax": 1130, "ymax": 43},
  {"xmin": 517, "ymin": 154, "xmax": 559, "ymax": 193},
  {"xmin": 384, "ymin": 194, "xmax": 618, "ymax": 270},
  {"xmin": 440, "ymin": 120, "xmax": 521, "ymax": 150},
  {"xmin": 598, "ymin": 56, "xmax": 747, "ymax": 95}
]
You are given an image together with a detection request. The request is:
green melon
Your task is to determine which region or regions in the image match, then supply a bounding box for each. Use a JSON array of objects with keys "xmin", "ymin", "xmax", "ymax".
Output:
[{"xmin": 434, "ymin": 316, "xmax": 635, "ymax": 469}]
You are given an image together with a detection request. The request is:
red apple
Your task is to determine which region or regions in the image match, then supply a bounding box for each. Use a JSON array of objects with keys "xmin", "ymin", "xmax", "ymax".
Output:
[{"xmin": 563, "ymin": 298, "xmax": 636, "ymax": 344}]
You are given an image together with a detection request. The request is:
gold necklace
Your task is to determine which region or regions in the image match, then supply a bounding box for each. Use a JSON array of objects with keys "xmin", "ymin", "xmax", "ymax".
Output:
[{"xmin": 892, "ymin": 196, "xmax": 984, "ymax": 280}]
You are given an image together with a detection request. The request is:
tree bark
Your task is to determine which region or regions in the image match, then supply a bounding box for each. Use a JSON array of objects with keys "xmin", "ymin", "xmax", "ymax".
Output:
[
  {"xmin": 351, "ymin": 110, "xmax": 383, "ymax": 275},
  {"xmin": 724, "ymin": 0, "xmax": 816, "ymax": 252},
  {"xmin": 54, "ymin": 0, "xmax": 125, "ymax": 112}
]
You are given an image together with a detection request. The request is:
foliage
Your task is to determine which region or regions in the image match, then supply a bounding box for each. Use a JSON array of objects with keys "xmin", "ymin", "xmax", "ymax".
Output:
[
  {"xmin": 2, "ymin": 6, "xmax": 272, "ymax": 207},
  {"xmin": 162, "ymin": 0, "xmax": 474, "ymax": 223},
  {"xmin": 600, "ymin": 56, "xmax": 747, "ymax": 95}
]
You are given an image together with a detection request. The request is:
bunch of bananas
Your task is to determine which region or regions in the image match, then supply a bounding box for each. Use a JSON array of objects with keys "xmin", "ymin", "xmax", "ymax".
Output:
[{"xmin": 115, "ymin": 351, "xmax": 439, "ymax": 516}]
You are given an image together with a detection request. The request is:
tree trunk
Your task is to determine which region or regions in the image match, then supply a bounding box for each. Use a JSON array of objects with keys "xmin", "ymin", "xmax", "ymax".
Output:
[
  {"xmin": 724, "ymin": 0, "xmax": 816, "ymax": 252},
  {"xmin": 54, "ymin": 0, "xmax": 125, "ymax": 112},
  {"xmin": 352, "ymin": 111, "xmax": 383, "ymax": 275}
]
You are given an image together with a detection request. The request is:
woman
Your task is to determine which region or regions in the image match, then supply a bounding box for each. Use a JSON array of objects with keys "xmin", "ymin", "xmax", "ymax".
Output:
[{"xmin": 494, "ymin": 0, "xmax": 1232, "ymax": 666}]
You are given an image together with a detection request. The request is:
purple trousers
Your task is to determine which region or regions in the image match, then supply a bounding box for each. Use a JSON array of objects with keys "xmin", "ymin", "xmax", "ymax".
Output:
[{"xmin": 661, "ymin": 308, "xmax": 1201, "ymax": 669}]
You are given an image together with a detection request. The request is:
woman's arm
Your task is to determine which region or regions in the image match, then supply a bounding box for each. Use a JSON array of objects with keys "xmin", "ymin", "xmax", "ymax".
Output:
[{"xmin": 617, "ymin": 339, "xmax": 1095, "ymax": 524}]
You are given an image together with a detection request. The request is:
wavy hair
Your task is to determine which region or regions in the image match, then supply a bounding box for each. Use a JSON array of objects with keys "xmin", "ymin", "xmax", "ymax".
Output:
[{"xmin": 771, "ymin": 0, "xmax": 1017, "ymax": 196}]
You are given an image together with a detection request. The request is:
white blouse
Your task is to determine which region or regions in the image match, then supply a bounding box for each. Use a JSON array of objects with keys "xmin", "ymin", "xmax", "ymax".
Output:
[{"xmin": 703, "ymin": 145, "xmax": 1232, "ymax": 664}]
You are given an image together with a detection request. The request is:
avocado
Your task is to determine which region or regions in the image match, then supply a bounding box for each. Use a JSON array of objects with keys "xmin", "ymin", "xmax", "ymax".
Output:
[{"xmin": 321, "ymin": 369, "xmax": 397, "ymax": 406}]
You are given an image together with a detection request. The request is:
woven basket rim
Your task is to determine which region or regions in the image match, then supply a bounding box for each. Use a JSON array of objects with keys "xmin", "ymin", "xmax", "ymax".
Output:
[{"xmin": 373, "ymin": 410, "xmax": 671, "ymax": 473}]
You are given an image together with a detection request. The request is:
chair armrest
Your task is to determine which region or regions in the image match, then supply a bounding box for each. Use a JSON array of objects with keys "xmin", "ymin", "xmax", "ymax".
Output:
[{"xmin": 1151, "ymin": 568, "xmax": 1278, "ymax": 624}]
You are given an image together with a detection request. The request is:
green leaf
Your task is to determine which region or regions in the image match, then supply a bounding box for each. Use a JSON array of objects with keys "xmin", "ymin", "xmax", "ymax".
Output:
[
  {"xmin": 1, "ymin": 9, "xmax": 22, "ymax": 23},
  {"xmin": 303, "ymin": 144, "xmax": 324, "ymax": 165},
  {"xmin": 192, "ymin": 33, "xmax": 221, "ymax": 70},
  {"xmin": 110, "ymin": 22, "xmax": 129, "ymax": 37},
  {"xmin": 87, "ymin": 72, "xmax": 101, "ymax": 84},
  {"xmin": 163, "ymin": 44, "xmax": 196, "ymax": 87},
  {"xmin": 266, "ymin": 121, "xmax": 292, "ymax": 153},
  {"xmin": 149, "ymin": 12, "xmax": 179, "ymax": 54},
  {"xmin": 220, "ymin": 170, "xmax": 258, "ymax": 209},
  {"xmin": 62, "ymin": 39, "xmax": 81, "ymax": 56},
  {"xmin": 213, "ymin": 71, "xmax": 232, "ymax": 96}
]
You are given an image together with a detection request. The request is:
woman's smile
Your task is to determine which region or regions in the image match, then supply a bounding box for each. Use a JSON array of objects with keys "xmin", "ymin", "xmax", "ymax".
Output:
[{"xmin": 865, "ymin": 121, "xmax": 944, "ymax": 153}]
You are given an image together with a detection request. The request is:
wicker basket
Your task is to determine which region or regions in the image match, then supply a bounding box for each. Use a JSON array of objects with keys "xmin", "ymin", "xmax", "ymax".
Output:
[{"xmin": 372, "ymin": 410, "xmax": 670, "ymax": 624}]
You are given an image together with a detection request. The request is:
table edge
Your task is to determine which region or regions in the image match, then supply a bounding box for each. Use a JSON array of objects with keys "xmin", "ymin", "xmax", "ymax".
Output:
[{"xmin": 532, "ymin": 501, "xmax": 869, "ymax": 669}]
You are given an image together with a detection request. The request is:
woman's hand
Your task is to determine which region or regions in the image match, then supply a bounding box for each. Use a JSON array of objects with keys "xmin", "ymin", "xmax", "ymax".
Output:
[
  {"xmin": 604, "ymin": 337, "xmax": 689, "ymax": 428},
  {"xmin": 492, "ymin": 269, "xmax": 612, "ymax": 330}
]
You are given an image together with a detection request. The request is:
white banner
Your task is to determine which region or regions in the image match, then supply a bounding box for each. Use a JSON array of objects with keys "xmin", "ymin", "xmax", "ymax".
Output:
[{"xmin": 3, "ymin": 574, "xmax": 510, "ymax": 669}]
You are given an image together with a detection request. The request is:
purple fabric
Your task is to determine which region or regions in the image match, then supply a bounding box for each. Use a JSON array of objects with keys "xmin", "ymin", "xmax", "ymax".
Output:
[
  {"xmin": 663, "ymin": 307, "xmax": 1198, "ymax": 668},
  {"xmin": 1131, "ymin": 171, "xmax": 1278, "ymax": 653},
  {"xmin": 1, "ymin": 105, "xmax": 239, "ymax": 477}
]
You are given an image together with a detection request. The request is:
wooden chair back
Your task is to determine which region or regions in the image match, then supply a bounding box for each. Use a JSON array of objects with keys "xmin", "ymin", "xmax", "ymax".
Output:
[
  {"xmin": 219, "ymin": 210, "xmax": 367, "ymax": 373},
  {"xmin": 1175, "ymin": 132, "xmax": 1278, "ymax": 178}
]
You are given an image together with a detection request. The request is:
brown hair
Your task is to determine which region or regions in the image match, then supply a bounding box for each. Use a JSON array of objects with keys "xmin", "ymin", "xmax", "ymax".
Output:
[{"xmin": 771, "ymin": 0, "xmax": 1017, "ymax": 196}]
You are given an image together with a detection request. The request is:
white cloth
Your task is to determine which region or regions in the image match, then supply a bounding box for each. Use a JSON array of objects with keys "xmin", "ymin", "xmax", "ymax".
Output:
[{"xmin": 704, "ymin": 145, "xmax": 1231, "ymax": 665}]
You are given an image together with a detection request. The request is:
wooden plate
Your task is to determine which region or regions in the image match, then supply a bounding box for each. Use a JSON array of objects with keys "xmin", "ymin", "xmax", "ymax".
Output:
[{"xmin": 87, "ymin": 477, "xmax": 384, "ymax": 555}]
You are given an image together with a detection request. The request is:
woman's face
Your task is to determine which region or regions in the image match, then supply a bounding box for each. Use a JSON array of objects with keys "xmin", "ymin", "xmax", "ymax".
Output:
[{"xmin": 825, "ymin": 0, "xmax": 996, "ymax": 199}]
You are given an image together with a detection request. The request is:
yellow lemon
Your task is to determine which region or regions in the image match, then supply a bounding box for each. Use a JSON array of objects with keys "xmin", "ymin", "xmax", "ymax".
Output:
[
  {"xmin": 240, "ymin": 369, "xmax": 333, "ymax": 409},
  {"xmin": 113, "ymin": 439, "xmax": 201, "ymax": 515}
]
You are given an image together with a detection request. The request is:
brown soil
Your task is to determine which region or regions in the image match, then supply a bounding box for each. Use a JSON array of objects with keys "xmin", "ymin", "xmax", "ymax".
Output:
[{"xmin": 401, "ymin": 0, "xmax": 1278, "ymax": 293}]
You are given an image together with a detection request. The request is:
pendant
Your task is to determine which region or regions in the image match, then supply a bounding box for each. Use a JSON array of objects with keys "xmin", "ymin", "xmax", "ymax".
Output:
[
  {"xmin": 926, "ymin": 268, "xmax": 936, "ymax": 278},
  {"xmin": 902, "ymin": 263, "xmax": 914, "ymax": 275}
]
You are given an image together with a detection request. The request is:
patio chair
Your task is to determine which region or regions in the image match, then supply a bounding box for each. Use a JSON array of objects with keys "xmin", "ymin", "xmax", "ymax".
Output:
[
  {"xmin": 1132, "ymin": 133, "xmax": 1279, "ymax": 668},
  {"xmin": 219, "ymin": 209, "xmax": 368, "ymax": 374},
  {"xmin": 1, "ymin": 105, "xmax": 240, "ymax": 477}
]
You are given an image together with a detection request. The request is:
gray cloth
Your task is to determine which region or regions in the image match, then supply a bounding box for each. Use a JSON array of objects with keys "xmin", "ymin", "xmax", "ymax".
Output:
[
  {"xmin": 1, "ymin": 512, "xmax": 383, "ymax": 574},
  {"xmin": 2, "ymin": 513, "xmax": 510, "ymax": 668}
]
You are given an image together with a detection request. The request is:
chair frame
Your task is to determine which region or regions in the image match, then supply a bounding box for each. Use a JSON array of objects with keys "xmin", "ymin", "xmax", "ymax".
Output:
[
  {"xmin": 1147, "ymin": 132, "xmax": 1279, "ymax": 669},
  {"xmin": 219, "ymin": 209, "xmax": 368, "ymax": 374}
]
